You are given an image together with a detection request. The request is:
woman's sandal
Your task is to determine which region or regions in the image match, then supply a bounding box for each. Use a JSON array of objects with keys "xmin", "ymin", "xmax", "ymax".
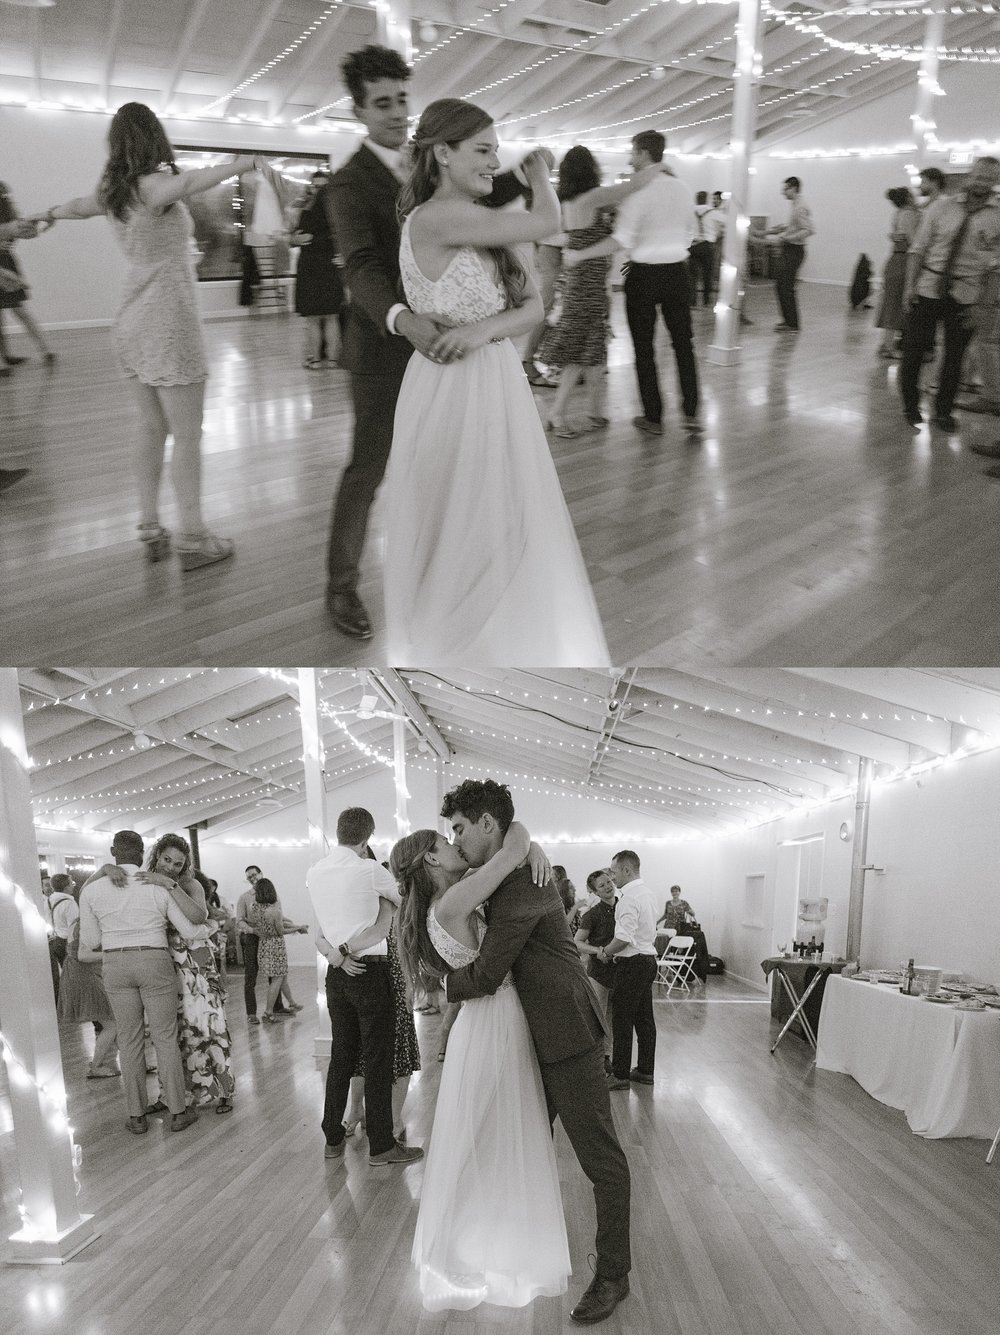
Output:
[
  {"xmin": 261, "ymin": 1012, "xmax": 280, "ymax": 1024},
  {"xmin": 137, "ymin": 522, "xmax": 171, "ymax": 563},
  {"xmin": 547, "ymin": 419, "xmax": 580, "ymax": 439},
  {"xmin": 286, "ymin": 1002, "xmax": 304, "ymax": 1013},
  {"xmin": 585, "ymin": 415, "xmax": 610, "ymax": 429},
  {"xmin": 215, "ymin": 1097, "xmax": 234, "ymax": 1115},
  {"xmin": 342, "ymin": 1114, "xmax": 366, "ymax": 1136},
  {"xmin": 176, "ymin": 533, "xmax": 235, "ymax": 573}
]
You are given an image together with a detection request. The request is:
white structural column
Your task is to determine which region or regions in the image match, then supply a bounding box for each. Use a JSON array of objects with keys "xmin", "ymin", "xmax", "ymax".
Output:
[
  {"xmin": 374, "ymin": 0, "xmax": 412, "ymax": 59},
  {"xmin": 913, "ymin": 13, "xmax": 946, "ymax": 165},
  {"xmin": 0, "ymin": 669, "xmax": 97, "ymax": 1262},
  {"xmin": 393, "ymin": 716, "xmax": 410, "ymax": 838},
  {"xmin": 297, "ymin": 670, "xmax": 331, "ymax": 1067},
  {"xmin": 845, "ymin": 756, "xmax": 875, "ymax": 962},
  {"xmin": 708, "ymin": 0, "xmax": 763, "ymax": 366}
]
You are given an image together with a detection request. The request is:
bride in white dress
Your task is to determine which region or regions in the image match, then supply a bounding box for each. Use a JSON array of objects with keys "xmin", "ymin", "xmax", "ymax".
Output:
[
  {"xmin": 391, "ymin": 822, "xmax": 571, "ymax": 1312},
  {"xmin": 383, "ymin": 98, "xmax": 610, "ymax": 665}
]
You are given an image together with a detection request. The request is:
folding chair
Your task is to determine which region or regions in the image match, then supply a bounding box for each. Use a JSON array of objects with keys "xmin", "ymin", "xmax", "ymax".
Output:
[{"xmin": 656, "ymin": 935, "xmax": 697, "ymax": 995}]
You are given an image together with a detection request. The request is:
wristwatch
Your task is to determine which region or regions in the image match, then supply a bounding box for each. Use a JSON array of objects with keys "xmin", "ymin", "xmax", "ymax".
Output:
[{"xmin": 337, "ymin": 942, "xmax": 351, "ymax": 958}]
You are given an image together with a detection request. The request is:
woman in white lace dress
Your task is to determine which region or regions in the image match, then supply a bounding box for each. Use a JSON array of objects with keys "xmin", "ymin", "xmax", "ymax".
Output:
[
  {"xmin": 384, "ymin": 99, "xmax": 609, "ymax": 664},
  {"xmin": 36, "ymin": 103, "xmax": 264, "ymax": 570},
  {"xmin": 392, "ymin": 821, "xmax": 570, "ymax": 1312}
]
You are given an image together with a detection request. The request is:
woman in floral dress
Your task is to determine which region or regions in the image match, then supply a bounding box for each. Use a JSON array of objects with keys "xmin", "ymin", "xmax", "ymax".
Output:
[
  {"xmin": 144, "ymin": 833, "xmax": 236, "ymax": 1113},
  {"xmin": 247, "ymin": 878, "xmax": 307, "ymax": 1022}
]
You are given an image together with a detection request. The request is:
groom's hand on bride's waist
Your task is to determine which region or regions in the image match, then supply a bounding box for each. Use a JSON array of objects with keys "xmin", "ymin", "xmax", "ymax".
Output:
[{"xmin": 396, "ymin": 309, "xmax": 461, "ymax": 362}]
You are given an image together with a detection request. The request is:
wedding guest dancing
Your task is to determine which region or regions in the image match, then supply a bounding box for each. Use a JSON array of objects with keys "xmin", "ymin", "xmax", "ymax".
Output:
[
  {"xmin": 384, "ymin": 99, "xmax": 610, "ymax": 662},
  {"xmin": 441, "ymin": 779, "xmax": 632, "ymax": 1325},
  {"xmin": 32, "ymin": 103, "xmax": 266, "ymax": 568},
  {"xmin": 322, "ymin": 45, "xmax": 534, "ymax": 642},
  {"xmin": 392, "ymin": 817, "xmax": 568, "ymax": 1311}
]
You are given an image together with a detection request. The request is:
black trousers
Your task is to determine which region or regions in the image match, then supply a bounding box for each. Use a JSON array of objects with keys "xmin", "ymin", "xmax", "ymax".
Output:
[
  {"xmin": 48, "ymin": 936, "xmax": 67, "ymax": 1002},
  {"xmin": 326, "ymin": 366, "xmax": 408, "ymax": 594},
  {"xmin": 688, "ymin": 241, "xmax": 715, "ymax": 305},
  {"xmin": 242, "ymin": 932, "xmax": 259, "ymax": 1016},
  {"xmin": 322, "ymin": 961, "xmax": 395, "ymax": 1155},
  {"xmin": 610, "ymin": 954, "xmax": 658, "ymax": 1079},
  {"xmin": 624, "ymin": 261, "xmax": 699, "ymax": 421},
  {"xmin": 541, "ymin": 1040, "xmax": 632, "ymax": 1281},
  {"xmin": 899, "ymin": 294, "xmax": 976, "ymax": 419},
  {"xmin": 774, "ymin": 242, "xmax": 805, "ymax": 328}
]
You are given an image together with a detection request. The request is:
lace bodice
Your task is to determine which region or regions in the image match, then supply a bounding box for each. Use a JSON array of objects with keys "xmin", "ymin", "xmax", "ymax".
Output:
[
  {"xmin": 427, "ymin": 905, "xmax": 513, "ymax": 989},
  {"xmin": 400, "ymin": 211, "xmax": 507, "ymax": 327}
]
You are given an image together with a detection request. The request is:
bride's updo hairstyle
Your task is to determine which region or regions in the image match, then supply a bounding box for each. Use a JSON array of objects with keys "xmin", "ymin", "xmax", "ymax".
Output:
[
  {"xmin": 398, "ymin": 97, "xmax": 528, "ymax": 310},
  {"xmin": 391, "ymin": 829, "xmax": 450, "ymax": 998}
]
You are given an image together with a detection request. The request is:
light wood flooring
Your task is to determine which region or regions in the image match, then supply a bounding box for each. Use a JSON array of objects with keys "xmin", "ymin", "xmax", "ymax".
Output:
[
  {"xmin": 3, "ymin": 283, "xmax": 1000, "ymax": 665},
  {"xmin": 1, "ymin": 968, "xmax": 998, "ymax": 1334}
]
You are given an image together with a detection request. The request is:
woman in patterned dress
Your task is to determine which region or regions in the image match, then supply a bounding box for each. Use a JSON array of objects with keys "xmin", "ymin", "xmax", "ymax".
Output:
[
  {"xmin": 247, "ymin": 878, "xmax": 308, "ymax": 1023},
  {"xmin": 540, "ymin": 145, "xmax": 661, "ymax": 436},
  {"xmin": 33, "ymin": 103, "xmax": 269, "ymax": 569},
  {"xmin": 144, "ymin": 834, "xmax": 237, "ymax": 1113}
]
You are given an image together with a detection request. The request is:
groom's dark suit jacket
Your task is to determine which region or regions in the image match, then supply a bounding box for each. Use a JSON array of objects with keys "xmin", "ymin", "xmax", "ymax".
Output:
[
  {"xmin": 324, "ymin": 143, "xmax": 529, "ymax": 376},
  {"xmin": 447, "ymin": 865, "xmax": 608, "ymax": 1065}
]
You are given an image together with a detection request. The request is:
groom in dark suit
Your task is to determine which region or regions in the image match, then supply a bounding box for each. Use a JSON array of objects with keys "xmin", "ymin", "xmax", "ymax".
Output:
[
  {"xmin": 323, "ymin": 45, "xmax": 530, "ymax": 639},
  {"xmin": 443, "ymin": 779, "xmax": 632, "ymax": 1326}
]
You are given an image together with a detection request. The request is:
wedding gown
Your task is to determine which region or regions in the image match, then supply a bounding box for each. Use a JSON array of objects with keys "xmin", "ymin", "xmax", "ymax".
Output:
[
  {"xmin": 412, "ymin": 906, "xmax": 571, "ymax": 1312},
  {"xmin": 382, "ymin": 211, "xmax": 610, "ymax": 664}
]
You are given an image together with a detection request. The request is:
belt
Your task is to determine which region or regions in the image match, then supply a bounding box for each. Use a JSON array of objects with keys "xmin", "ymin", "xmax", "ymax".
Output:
[{"xmin": 104, "ymin": 946, "xmax": 168, "ymax": 953}]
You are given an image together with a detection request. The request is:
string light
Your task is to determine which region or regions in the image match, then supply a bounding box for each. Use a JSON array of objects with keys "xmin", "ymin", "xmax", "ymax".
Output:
[{"xmin": 201, "ymin": 2, "xmax": 345, "ymax": 116}]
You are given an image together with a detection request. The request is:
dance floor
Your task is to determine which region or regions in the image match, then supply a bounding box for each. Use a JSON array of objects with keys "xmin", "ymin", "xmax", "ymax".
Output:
[
  {"xmin": 1, "ymin": 969, "xmax": 997, "ymax": 1335},
  {"xmin": 2, "ymin": 282, "xmax": 1000, "ymax": 665}
]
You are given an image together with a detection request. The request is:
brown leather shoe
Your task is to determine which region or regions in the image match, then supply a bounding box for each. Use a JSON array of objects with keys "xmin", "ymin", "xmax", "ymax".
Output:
[
  {"xmin": 170, "ymin": 1108, "xmax": 198, "ymax": 1132},
  {"xmin": 324, "ymin": 1139, "xmax": 346, "ymax": 1159},
  {"xmin": 632, "ymin": 415, "xmax": 662, "ymax": 436},
  {"xmin": 127, "ymin": 1115, "xmax": 148, "ymax": 1135},
  {"xmin": 629, "ymin": 1067, "xmax": 655, "ymax": 1085},
  {"xmin": 369, "ymin": 1141, "xmax": 424, "ymax": 1166},
  {"xmin": 327, "ymin": 589, "xmax": 373, "ymax": 639},
  {"xmin": 606, "ymin": 1074, "xmax": 630, "ymax": 1091},
  {"xmin": 570, "ymin": 1273, "xmax": 630, "ymax": 1323}
]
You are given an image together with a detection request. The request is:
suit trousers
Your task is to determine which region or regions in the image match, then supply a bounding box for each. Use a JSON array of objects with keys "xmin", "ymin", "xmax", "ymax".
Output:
[
  {"xmin": 899, "ymin": 294, "xmax": 976, "ymax": 418},
  {"xmin": 48, "ymin": 935, "xmax": 67, "ymax": 1003},
  {"xmin": 102, "ymin": 949, "xmax": 186, "ymax": 1117},
  {"xmin": 541, "ymin": 1040, "xmax": 631, "ymax": 1280},
  {"xmin": 610, "ymin": 954, "xmax": 658, "ymax": 1079},
  {"xmin": 323, "ymin": 960, "xmax": 395, "ymax": 1156},
  {"xmin": 326, "ymin": 366, "xmax": 408, "ymax": 594},
  {"xmin": 624, "ymin": 261, "xmax": 699, "ymax": 421},
  {"xmin": 775, "ymin": 242, "xmax": 805, "ymax": 329},
  {"xmin": 241, "ymin": 931, "xmax": 259, "ymax": 1016},
  {"xmin": 688, "ymin": 240, "xmax": 715, "ymax": 306}
]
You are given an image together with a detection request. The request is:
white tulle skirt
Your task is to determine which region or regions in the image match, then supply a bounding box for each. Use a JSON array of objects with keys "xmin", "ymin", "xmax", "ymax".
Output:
[
  {"xmin": 412, "ymin": 981, "xmax": 571, "ymax": 1312},
  {"xmin": 382, "ymin": 338, "xmax": 610, "ymax": 665}
]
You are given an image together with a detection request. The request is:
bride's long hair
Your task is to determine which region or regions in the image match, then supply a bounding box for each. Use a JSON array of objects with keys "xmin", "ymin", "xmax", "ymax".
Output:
[
  {"xmin": 391, "ymin": 829, "xmax": 450, "ymax": 998},
  {"xmin": 398, "ymin": 98, "xmax": 528, "ymax": 311}
]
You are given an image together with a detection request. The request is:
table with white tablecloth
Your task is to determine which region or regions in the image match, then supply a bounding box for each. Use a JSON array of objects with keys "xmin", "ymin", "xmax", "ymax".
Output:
[{"xmin": 815, "ymin": 974, "xmax": 1000, "ymax": 1139}]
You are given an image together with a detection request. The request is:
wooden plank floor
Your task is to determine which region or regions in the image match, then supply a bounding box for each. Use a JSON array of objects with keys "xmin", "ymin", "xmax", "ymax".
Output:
[
  {"xmin": 3, "ymin": 283, "xmax": 1000, "ymax": 665},
  {"xmin": 2, "ymin": 969, "xmax": 998, "ymax": 1334}
]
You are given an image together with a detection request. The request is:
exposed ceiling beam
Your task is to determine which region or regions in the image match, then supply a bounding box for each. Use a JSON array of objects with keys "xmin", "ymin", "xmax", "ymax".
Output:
[
  {"xmin": 369, "ymin": 669, "xmax": 452, "ymax": 760},
  {"xmin": 102, "ymin": 0, "xmax": 127, "ymax": 108},
  {"xmin": 161, "ymin": 0, "xmax": 215, "ymax": 113}
]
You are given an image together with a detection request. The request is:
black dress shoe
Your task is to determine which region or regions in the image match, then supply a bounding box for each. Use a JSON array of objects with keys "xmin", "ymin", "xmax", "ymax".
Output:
[
  {"xmin": 570, "ymin": 1273, "xmax": 630, "ymax": 1324},
  {"xmin": 0, "ymin": 468, "xmax": 29, "ymax": 493},
  {"xmin": 970, "ymin": 439, "xmax": 1000, "ymax": 459},
  {"xmin": 629, "ymin": 1067, "xmax": 655, "ymax": 1085},
  {"xmin": 904, "ymin": 409, "xmax": 923, "ymax": 429},
  {"xmin": 327, "ymin": 589, "xmax": 373, "ymax": 640},
  {"xmin": 128, "ymin": 1115, "xmax": 148, "ymax": 1135},
  {"xmin": 932, "ymin": 414, "xmax": 957, "ymax": 432}
]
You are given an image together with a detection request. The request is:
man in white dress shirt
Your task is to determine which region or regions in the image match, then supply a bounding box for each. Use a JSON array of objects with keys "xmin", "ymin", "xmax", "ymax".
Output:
[
  {"xmin": 44, "ymin": 872, "xmax": 79, "ymax": 1002},
  {"xmin": 599, "ymin": 850, "xmax": 659, "ymax": 1089},
  {"xmin": 616, "ymin": 130, "xmax": 700, "ymax": 436},
  {"xmin": 307, "ymin": 806, "xmax": 424, "ymax": 1167}
]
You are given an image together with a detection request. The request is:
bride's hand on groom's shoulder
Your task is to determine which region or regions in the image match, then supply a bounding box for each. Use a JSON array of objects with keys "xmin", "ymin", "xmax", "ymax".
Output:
[{"xmin": 526, "ymin": 841, "xmax": 552, "ymax": 887}]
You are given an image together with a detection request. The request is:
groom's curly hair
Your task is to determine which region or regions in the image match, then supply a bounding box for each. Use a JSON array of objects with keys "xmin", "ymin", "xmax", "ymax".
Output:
[{"xmin": 440, "ymin": 779, "xmax": 514, "ymax": 835}]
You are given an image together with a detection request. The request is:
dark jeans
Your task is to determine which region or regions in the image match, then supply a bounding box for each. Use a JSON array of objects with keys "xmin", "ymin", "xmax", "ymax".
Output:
[
  {"xmin": 541, "ymin": 1041, "xmax": 632, "ymax": 1280},
  {"xmin": 775, "ymin": 242, "xmax": 805, "ymax": 328},
  {"xmin": 610, "ymin": 954, "xmax": 658, "ymax": 1079},
  {"xmin": 688, "ymin": 241, "xmax": 715, "ymax": 305},
  {"xmin": 322, "ymin": 960, "xmax": 395, "ymax": 1155},
  {"xmin": 326, "ymin": 366, "xmax": 408, "ymax": 594},
  {"xmin": 899, "ymin": 294, "xmax": 976, "ymax": 418},
  {"xmin": 624, "ymin": 261, "xmax": 699, "ymax": 421}
]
